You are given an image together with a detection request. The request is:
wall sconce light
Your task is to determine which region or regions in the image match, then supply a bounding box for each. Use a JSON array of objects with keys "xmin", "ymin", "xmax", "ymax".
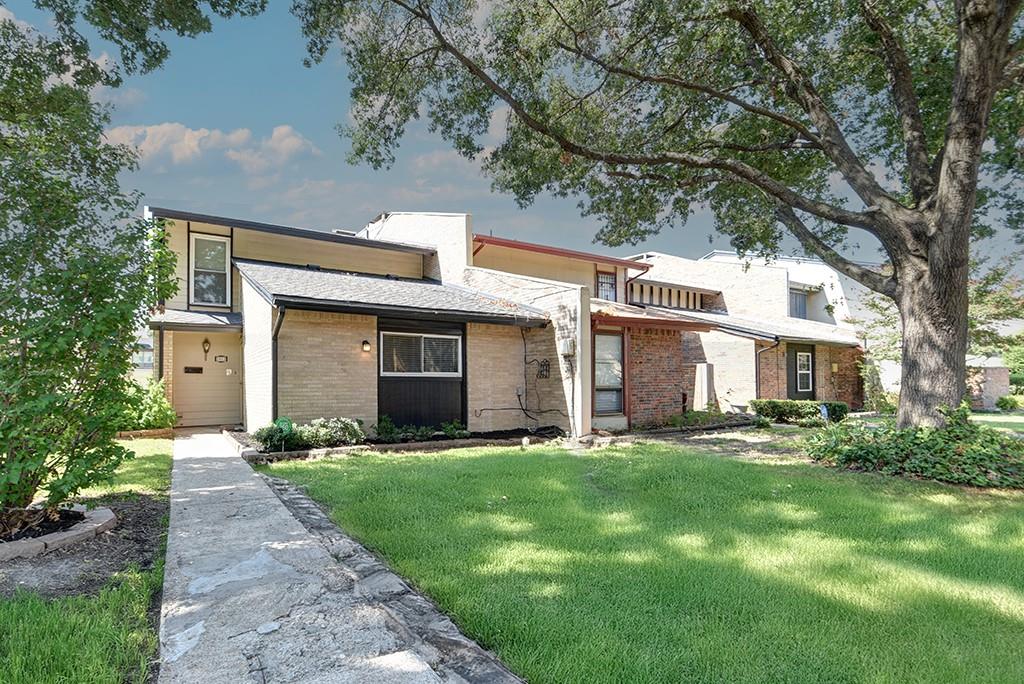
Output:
[
  {"xmin": 202, "ymin": 337, "xmax": 211, "ymax": 360},
  {"xmin": 361, "ymin": 340, "xmax": 371, "ymax": 353},
  {"xmin": 831, "ymin": 362, "xmax": 839, "ymax": 374}
]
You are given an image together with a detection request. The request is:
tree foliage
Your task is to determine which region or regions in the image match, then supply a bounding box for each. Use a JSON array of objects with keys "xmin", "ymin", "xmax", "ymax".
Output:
[{"xmin": 0, "ymin": 20, "xmax": 176, "ymax": 528}]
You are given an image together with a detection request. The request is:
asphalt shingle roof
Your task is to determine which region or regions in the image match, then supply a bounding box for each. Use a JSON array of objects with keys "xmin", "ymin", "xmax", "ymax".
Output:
[
  {"xmin": 150, "ymin": 309, "xmax": 243, "ymax": 329},
  {"xmin": 234, "ymin": 258, "xmax": 548, "ymax": 326}
]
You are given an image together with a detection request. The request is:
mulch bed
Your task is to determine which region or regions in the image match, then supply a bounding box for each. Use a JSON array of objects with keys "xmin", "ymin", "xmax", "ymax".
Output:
[
  {"xmin": 0, "ymin": 494, "xmax": 167, "ymax": 599},
  {"xmin": 2, "ymin": 508, "xmax": 85, "ymax": 543}
]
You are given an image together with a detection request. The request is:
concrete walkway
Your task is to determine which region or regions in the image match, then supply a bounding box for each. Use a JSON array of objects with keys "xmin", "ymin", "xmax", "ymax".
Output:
[{"xmin": 160, "ymin": 429, "xmax": 518, "ymax": 683}]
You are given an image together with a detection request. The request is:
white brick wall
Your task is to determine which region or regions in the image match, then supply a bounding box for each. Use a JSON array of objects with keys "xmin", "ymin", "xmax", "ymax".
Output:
[{"xmin": 241, "ymin": 279, "xmax": 273, "ymax": 429}]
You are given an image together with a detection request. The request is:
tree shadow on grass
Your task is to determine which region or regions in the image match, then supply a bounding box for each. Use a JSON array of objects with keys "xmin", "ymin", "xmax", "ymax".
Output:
[{"xmin": 268, "ymin": 444, "xmax": 1024, "ymax": 683}]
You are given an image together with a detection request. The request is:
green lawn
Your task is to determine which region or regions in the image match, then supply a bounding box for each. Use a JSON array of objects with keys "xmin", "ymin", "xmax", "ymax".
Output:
[
  {"xmin": 851, "ymin": 412, "xmax": 1024, "ymax": 432},
  {"xmin": 0, "ymin": 438, "xmax": 172, "ymax": 684},
  {"xmin": 266, "ymin": 443, "xmax": 1024, "ymax": 683}
]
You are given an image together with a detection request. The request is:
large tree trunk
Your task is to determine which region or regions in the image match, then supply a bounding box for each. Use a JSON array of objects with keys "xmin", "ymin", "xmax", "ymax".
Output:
[{"xmin": 894, "ymin": 235, "xmax": 970, "ymax": 428}]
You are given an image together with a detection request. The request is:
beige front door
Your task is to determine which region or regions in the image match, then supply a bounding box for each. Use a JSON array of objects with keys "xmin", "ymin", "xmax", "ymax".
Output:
[{"xmin": 172, "ymin": 331, "xmax": 243, "ymax": 427}]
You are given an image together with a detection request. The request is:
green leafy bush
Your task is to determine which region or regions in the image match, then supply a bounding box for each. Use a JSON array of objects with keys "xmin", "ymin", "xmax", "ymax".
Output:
[
  {"xmin": 119, "ymin": 379, "xmax": 177, "ymax": 431},
  {"xmin": 372, "ymin": 415, "xmax": 401, "ymax": 443},
  {"xmin": 295, "ymin": 417, "xmax": 365, "ymax": 448},
  {"xmin": 996, "ymin": 395, "xmax": 1020, "ymax": 411},
  {"xmin": 440, "ymin": 420, "xmax": 471, "ymax": 439},
  {"xmin": 252, "ymin": 418, "xmax": 308, "ymax": 452},
  {"xmin": 795, "ymin": 416, "xmax": 827, "ymax": 428},
  {"xmin": 750, "ymin": 399, "xmax": 849, "ymax": 423},
  {"xmin": 752, "ymin": 415, "xmax": 772, "ymax": 429},
  {"xmin": 806, "ymin": 404, "xmax": 1024, "ymax": 488},
  {"xmin": 1010, "ymin": 372, "xmax": 1024, "ymax": 387},
  {"xmin": 402, "ymin": 424, "xmax": 436, "ymax": 442}
]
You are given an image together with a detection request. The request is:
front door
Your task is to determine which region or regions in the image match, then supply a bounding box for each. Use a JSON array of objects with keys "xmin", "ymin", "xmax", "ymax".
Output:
[
  {"xmin": 786, "ymin": 344, "xmax": 815, "ymax": 400},
  {"xmin": 172, "ymin": 331, "xmax": 243, "ymax": 426}
]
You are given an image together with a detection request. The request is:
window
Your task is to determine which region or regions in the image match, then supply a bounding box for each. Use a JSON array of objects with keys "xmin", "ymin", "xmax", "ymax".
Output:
[
  {"xmin": 596, "ymin": 271, "xmax": 617, "ymax": 301},
  {"xmin": 191, "ymin": 234, "xmax": 231, "ymax": 306},
  {"xmin": 789, "ymin": 289, "xmax": 807, "ymax": 319},
  {"xmin": 796, "ymin": 351, "xmax": 813, "ymax": 391},
  {"xmin": 380, "ymin": 332, "xmax": 461, "ymax": 376},
  {"xmin": 594, "ymin": 333, "xmax": 624, "ymax": 414}
]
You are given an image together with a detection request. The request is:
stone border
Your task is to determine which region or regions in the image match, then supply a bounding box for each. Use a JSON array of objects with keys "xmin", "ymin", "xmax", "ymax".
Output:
[
  {"xmin": 223, "ymin": 429, "xmax": 552, "ymax": 465},
  {"xmin": 0, "ymin": 507, "xmax": 117, "ymax": 562},
  {"xmin": 260, "ymin": 474, "xmax": 524, "ymax": 683},
  {"xmin": 116, "ymin": 428, "xmax": 174, "ymax": 439}
]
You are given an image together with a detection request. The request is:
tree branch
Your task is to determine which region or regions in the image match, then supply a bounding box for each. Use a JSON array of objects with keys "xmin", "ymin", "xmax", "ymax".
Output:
[
  {"xmin": 774, "ymin": 205, "xmax": 898, "ymax": 297},
  {"xmin": 860, "ymin": 1, "xmax": 934, "ymax": 203},
  {"xmin": 725, "ymin": 5, "xmax": 890, "ymax": 207},
  {"xmin": 412, "ymin": 8, "xmax": 876, "ymax": 230}
]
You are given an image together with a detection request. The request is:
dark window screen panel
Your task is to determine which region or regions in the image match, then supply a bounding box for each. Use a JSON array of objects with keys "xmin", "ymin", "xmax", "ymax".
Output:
[
  {"xmin": 423, "ymin": 337, "xmax": 459, "ymax": 374},
  {"xmin": 193, "ymin": 271, "xmax": 227, "ymax": 304},
  {"xmin": 382, "ymin": 334, "xmax": 422, "ymax": 373},
  {"xmin": 595, "ymin": 389, "xmax": 623, "ymax": 413},
  {"xmin": 597, "ymin": 272, "xmax": 617, "ymax": 301},
  {"xmin": 790, "ymin": 291, "xmax": 808, "ymax": 319}
]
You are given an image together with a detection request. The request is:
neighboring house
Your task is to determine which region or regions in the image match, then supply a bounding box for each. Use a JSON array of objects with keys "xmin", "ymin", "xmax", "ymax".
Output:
[
  {"xmin": 625, "ymin": 251, "xmax": 864, "ymax": 412},
  {"xmin": 146, "ymin": 207, "xmax": 550, "ymax": 431},
  {"xmin": 359, "ymin": 214, "xmax": 716, "ymax": 432}
]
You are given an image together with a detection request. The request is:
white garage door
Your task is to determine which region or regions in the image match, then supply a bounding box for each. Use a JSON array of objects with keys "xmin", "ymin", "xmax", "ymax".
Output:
[{"xmin": 172, "ymin": 331, "xmax": 243, "ymax": 427}]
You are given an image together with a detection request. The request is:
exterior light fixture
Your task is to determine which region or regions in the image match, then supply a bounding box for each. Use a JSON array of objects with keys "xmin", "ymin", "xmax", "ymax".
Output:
[
  {"xmin": 202, "ymin": 337, "xmax": 211, "ymax": 360},
  {"xmin": 361, "ymin": 340, "xmax": 371, "ymax": 353}
]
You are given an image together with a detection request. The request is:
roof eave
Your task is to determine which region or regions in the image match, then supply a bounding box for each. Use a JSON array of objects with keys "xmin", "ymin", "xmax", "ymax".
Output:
[
  {"xmin": 472, "ymin": 234, "xmax": 650, "ymax": 272},
  {"xmin": 147, "ymin": 206, "xmax": 435, "ymax": 255},
  {"xmin": 272, "ymin": 295, "xmax": 548, "ymax": 328}
]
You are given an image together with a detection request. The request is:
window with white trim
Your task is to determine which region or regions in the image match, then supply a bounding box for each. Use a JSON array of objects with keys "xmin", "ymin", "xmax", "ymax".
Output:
[
  {"xmin": 796, "ymin": 352, "xmax": 813, "ymax": 391},
  {"xmin": 790, "ymin": 289, "xmax": 808, "ymax": 319},
  {"xmin": 594, "ymin": 333, "xmax": 624, "ymax": 414},
  {"xmin": 380, "ymin": 332, "xmax": 462, "ymax": 376},
  {"xmin": 190, "ymin": 234, "xmax": 231, "ymax": 306}
]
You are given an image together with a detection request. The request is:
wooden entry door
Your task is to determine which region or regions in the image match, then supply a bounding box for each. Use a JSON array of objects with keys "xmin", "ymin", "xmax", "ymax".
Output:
[
  {"xmin": 786, "ymin": 344, "xmax": 815, "ymax": 400},
  {"xmin": 172, "ymin": 331, "xmax": 243, "ymax": 427}
]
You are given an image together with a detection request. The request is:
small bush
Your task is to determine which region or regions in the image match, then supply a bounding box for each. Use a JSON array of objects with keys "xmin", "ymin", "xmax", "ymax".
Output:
[
  {"xmin": 119, "ymin": 379, "xmax": 177, "ymax": 431},
  {"xmin": 440, "ymin": 420, "xmax": 471, "ymax": 439},
  {"xmin": 373, "ymin": 415, "xmax": 401, "ymax": 443},
  {"xmin": 750, "ymin": 399, "xmax": 849, "ymax": 423},
  {"xmin": 1010, "ymin": 372, "xmax": 1024, "ymax": 387},
  {"xmin": 402, "ymin": 424, "xmax": 436, "ymax": 442},
  {"xmin": 296, "ymin": 417, "xmax": 365, "ymax": 448},
  {"xmin": 806, "ymin": 404, "xmax": 1024, "ymax": 488},
  {"xmin": 996, "ymin": 395, "xmax": 1020, "ymax": 412},
  {"xmin": 752, "ymin": 415, "xmax": 772, "ymax": 429},
  {"xmin": 795, "ymin": 416, "xmax": 827, "ymax": 428},
  {"xmin": 252, "ymin": 417, "xmax": 308, "ymax": 452}
]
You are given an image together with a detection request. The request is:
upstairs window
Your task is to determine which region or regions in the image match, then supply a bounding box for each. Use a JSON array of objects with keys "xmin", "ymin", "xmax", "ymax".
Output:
[
  {"xmin": 191, "ymin": 234, "xmax": 231, "ymax": 306},
  {"xmin": 596, "ymin": 271, "xmax": 617, "ymax": 301},
  {"xmin": 789, "ymin": 289, "xmax": 807, "ymax": 319},
  {"xmin": 380, "ymin": 332, "xmax": 462, "ymax": 377}
]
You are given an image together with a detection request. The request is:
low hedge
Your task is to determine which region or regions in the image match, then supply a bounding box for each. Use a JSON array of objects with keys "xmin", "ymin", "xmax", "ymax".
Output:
[
  {"xmin": 806, "ymin": 404, "xmax": 1024, "ymax": 488},
  {"xmin": 749, "ymin": 399, "xmax": 849, "ymax": 423},
  {"xmin": 252, "ymin": 416, "xmax": 365, "ymax": 452}
]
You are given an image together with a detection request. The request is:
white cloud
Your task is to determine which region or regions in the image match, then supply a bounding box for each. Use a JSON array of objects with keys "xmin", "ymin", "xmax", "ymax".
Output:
[
  {"xmin": 225, "ymin": 125, "xmax": 321, "ymax": 174},
  {"xmin": 105, "ymin": 122, "xmax": 319, "ymax": 172},
  {"xmin": 106, "ymin": 123, "xmax": 252, "ymax": 164}
]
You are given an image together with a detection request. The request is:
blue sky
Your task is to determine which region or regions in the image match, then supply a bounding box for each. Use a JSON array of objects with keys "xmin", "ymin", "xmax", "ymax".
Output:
[{"xmin": 7, "ymin": 2, "xmax": 903, "ymax": 262}]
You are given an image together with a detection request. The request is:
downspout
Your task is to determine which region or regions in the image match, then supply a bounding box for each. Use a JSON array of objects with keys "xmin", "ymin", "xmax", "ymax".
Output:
[
  {"xmin": 623, "ymin": 326, "xmax": 631, "ymax": 429},
  {"xmin": 271, "ymin": 305, "xmax": 287, "ymax": 420},
  {"xmin": 754, "ymin": 337, "xmax": 781, "ymax": 399},
  {"xmin": 157, "ymin": 328, "xmax": 165, "ymax": 381}
]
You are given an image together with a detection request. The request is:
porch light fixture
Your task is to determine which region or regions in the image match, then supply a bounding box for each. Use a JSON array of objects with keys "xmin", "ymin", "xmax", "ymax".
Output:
[
  {"xmin": 202, "ymin": 337, "xmax": 211, "ymax": 360},
  {"xmin": 361, "ymin": 340, "xmax": 371, "ymax": 353}
]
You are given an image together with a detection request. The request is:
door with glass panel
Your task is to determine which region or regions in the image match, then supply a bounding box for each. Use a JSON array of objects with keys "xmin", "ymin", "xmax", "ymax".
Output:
[{"xmin": 786, "ymin": 344, "xmax": 815, "ymax": 400}]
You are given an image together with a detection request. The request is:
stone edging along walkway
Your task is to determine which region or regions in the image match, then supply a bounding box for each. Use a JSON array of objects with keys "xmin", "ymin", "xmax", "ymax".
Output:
[
  {"xmin": 0, "ymin": 507, "xmax": 116, "ymax": 562},
  {"xmin": 260, "ymin": 473, "xmax": 523, "ymax": 683}
]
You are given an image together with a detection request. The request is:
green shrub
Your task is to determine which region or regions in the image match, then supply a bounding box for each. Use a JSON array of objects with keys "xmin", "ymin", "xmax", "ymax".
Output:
[
  {"xmin": 795, "ymin": 416, "xmax": 827, "ymax": 428},
  {"xmin": 372, "ymin": 415, "xmax": 401, "ymax": 442},
  {"xmin": 750, "ymin": 399, "xmax": 849, "ymax": 423},
  {"xmin": 252, "ymin": 417, "xmax": 308, "ymax": 452},
  {"xmin": 402, "ymin": 424, "xmax": 436, "ymax": 441},
  {"xmin": 1010, "ymin": 372, "xmax": 1024, "ymax": 386},
  {"xmin": 440, "ymin": 420, "xmax": 471, "ymax": 439},
  {"xmin": 752, "ymin": 415, "xmax": 772, "ymax": 429},
  {"xmin": 806, "ymin": 404, "xmax": 1024, "ymax": 488},
  {"xmin": 119, "ymin": 379, "xmax": 177, "ymax": 430},
  {"xmin": 996, "ymin": 395, "xmax": 1020, "ymax": 412},
  {"xmin": 296, "ymin": 417, "xmax": 365, "ymax": 448}
]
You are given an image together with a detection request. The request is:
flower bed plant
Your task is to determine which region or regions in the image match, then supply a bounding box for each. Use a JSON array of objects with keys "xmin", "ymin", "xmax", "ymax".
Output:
[
  {"xmin": 750, "ymin": 399, "xmax": 849, "ymax": 423},
  {"xmin": 251, "ymin": 417, "xmax": 365, "ymax": 452},
  {"xmin": 806, "ymin": 404, "xmax": 1024, "ymax": 488}
]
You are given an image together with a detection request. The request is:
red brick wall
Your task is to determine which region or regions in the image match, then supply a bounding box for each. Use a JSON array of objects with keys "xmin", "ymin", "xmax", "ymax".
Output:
[
  {"xmin": 755, "ymin": 342, "xmax": 863, "ymax": 409},
  {"xmin": 629, "ymin": 329, "xmax": 684, "ymax": 426}
]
